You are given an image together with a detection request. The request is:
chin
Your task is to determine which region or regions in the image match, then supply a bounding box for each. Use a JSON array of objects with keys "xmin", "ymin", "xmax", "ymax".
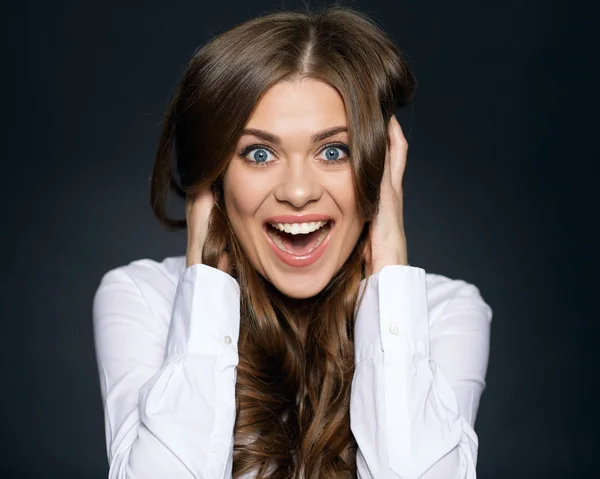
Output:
[{"xmin": 267, "ymin": 271, "xmax": 332, "ymax": 299}]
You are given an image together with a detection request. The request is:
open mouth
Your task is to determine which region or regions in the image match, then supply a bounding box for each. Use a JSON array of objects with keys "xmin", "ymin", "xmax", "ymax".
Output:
[{"xmin": 265, "ymin": 220, "xmax": 333, "ymax": 256}]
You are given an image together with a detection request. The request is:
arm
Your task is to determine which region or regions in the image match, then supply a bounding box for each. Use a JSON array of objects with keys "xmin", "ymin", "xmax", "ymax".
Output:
[
  {"xmin": 93, "ymin": 263, "xmax": 240, "ymax": 478},
  {"xmin": 351, "ymin": 265, "xmax": 492, "ymax": 478}
]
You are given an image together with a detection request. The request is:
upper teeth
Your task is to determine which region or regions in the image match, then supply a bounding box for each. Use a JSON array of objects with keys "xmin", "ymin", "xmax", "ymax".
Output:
[{"xmin": 269, "ymin": 220, "xmax": 329, "ymax": 235}]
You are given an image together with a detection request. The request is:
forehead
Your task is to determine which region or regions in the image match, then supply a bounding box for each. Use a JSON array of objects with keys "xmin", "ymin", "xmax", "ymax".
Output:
[{"xmin": 245, "ymin": 78, "xmax": 347, "ymax": 136}]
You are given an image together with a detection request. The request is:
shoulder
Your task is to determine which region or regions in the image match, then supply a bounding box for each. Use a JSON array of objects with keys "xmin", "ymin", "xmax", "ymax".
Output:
[
  {"xmin": 95, "ymin": 254, "xmax": 186, "ymax": 295},
  {"xmin": 424, "ymin": 269, "xmax": 493, "ymax": 325},
  {"xmin": 93, "ymin": 255, "xmax": 187, "ymax": 327}
]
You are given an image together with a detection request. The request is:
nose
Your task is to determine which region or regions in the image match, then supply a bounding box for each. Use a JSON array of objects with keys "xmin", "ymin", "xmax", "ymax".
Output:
[{"xmin": 273, "ymin": 159, "xmax": 322, "ymax": 208}]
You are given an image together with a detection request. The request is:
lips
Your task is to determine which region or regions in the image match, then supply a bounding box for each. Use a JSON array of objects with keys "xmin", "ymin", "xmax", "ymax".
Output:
[{"xmin": 263, "ymin": 216, "xmax": 335, "ymax": 267}]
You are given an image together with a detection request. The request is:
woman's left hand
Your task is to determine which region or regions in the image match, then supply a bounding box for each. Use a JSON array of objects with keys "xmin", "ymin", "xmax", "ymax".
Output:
[{"xmin": 368, "ymin": 115, "xmax": 409, "ymax": 275}]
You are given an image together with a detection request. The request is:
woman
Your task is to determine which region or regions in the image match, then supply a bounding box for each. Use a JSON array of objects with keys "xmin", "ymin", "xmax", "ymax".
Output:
[{"xmin": 93, "ymin": 5, "xmax": 492, "ymax": 478}]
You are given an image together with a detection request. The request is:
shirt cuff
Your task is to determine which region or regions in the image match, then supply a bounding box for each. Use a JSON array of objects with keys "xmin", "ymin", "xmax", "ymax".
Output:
[
  {"xmin": 355, "ymin": 264, "xmax": 428, "ymax": 365},
  {"xmin": 164, "ymin": 263, "xmax": 241, "ymax": 361},
  {"xmin": 378, "ymin": 264, "xmax": 429, "ymax": 362}
]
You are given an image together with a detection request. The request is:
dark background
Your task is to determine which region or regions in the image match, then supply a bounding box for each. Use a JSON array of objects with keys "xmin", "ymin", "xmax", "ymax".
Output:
[{"xmin": 3, "ymin": 0, "xmax": 597, "ymax": 477}]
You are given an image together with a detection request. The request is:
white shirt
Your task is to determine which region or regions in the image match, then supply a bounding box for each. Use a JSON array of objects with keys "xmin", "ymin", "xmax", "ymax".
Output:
[{"xmin": 92, "ymin": 255, "xmax": 492, "ymax": 478}]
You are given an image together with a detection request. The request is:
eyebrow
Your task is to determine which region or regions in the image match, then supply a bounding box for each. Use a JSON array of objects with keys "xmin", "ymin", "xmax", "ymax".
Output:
[{"xmin": 241, "ymin": 126, "xmax": 348, "ymax": 144}]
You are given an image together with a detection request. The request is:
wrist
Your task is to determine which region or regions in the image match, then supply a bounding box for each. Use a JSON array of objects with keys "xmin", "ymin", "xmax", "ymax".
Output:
[{"xmin": 371, "ymin": 257, "xmax": 408, "ymax": 276}]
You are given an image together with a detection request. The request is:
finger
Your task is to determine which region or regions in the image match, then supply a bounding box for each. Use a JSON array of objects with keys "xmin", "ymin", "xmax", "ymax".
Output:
[
  {"xmin": 185, "ymin": 191, "xmax": 196, "ymax": 216},
  {"xmin": 187, "ymin": 189, "xmax": 215, "ymax": 220},
  {"xmin": 185, "ymin": 192, "xmax": 196, "ymax": 241},
  {"xmin": 388, "ymin": 115, "xmax": 408, "ymax": 169},
  {"xmin": 381, "ymin": 141, "xmax": 392, "ymax": 185},
  {"xmin": 186, "ymin": 189, "xmax": 215, "ymax": 245},
  {"xmin": 195, "ymin": 188, "xmax": 216, "ymax": 210},
  {"xmin": 387, "ymin": 115, "xmax": 408, "ymax": 191}
]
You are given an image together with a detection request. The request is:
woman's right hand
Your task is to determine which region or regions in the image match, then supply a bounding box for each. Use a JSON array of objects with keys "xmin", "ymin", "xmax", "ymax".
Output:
[{"xmin": 185, "ymin": 189, "xmax": 229, "ymax": 272}]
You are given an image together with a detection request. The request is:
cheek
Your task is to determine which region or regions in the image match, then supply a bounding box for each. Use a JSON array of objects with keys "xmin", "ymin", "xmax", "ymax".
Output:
[
  {"xmin": 328, "ymin": 174, "xmax": 363, "ymax": 246},
  {"xmin": 223, "ymin": 163, "xmax": 267, "ymax": 221},
  {"xmin": 222, "ymin": 164, "xmax": 275, "ymax": 260},
  {"xmin": 327, "ymin": 172, "xmax": 359, "ymax": 217}
]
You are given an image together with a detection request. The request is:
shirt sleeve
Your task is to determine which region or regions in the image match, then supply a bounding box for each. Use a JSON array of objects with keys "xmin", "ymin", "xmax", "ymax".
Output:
[
  {"xmin": 92, "ymin": 263, "xmax": 240, "ymax": 479},
  {"xmin": 350, "ymin": 264, "xmax": 492, "ymax": 479}
]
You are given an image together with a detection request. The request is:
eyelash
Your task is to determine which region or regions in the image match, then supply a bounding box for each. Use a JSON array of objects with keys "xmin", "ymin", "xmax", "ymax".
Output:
[{"xmin": 238, "ymin": 142, "xmax": 351, "ymax": 168}]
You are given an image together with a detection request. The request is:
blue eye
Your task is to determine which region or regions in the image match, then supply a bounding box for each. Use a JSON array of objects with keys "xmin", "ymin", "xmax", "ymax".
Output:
[
  {"xmin": 250, "ymin": 148, "xmax": 270, "ymax": 163},
  {"xmin": 322, "ymin": 147, "xmax": 342, "ymax": 161},
  {"xmin": 318, "ymin": 144, "xmax": 349, "ymax": 164},
  {"xmin": 239, "ymin": 145, "xmax": 275, "ymax": 166}
]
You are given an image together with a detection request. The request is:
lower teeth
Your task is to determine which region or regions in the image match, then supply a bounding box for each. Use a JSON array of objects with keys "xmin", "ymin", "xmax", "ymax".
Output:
[
  {"xmin": 271, "ymin": 231, "xmax": 287, "ymax": 251},
  {"xmin": 268, "ymin": 224, "xmax": 330, "ymax": 254}
]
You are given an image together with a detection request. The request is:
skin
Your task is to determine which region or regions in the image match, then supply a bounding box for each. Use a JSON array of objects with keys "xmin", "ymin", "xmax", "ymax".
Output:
[
  {"xmin": 186, "ymin": 77, "xmax": 409, "ymax": 301},
  {"xmin": 222, "ymin": 78, "xmax": 363, "ymax": 298}
]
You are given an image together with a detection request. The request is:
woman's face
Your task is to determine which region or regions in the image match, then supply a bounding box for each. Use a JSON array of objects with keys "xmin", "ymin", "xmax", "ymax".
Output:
[{"xmin": 223, "ymin": 78, "xmax": 364, "ymax": 299}]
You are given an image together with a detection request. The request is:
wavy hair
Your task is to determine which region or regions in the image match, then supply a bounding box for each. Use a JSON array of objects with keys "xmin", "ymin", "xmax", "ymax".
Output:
[{"xmin": 150, "ymin": 5, "xmax": 416, "ymax": 478}]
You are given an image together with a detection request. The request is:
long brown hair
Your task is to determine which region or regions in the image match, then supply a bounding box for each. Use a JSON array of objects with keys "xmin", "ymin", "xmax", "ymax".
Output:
[{"xmin": 150, "ymin": 5, "xmax": 415, "ymax": 478}]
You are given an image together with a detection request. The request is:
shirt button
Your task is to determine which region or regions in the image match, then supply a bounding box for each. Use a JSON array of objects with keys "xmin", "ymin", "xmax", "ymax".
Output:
[
  {"xmin": 223, "ymin": 335, "xmax": 232, "ymax": 345},
  {"xmin": 389, "ymin": 324, "xmax": 400, "ymax": 335}
]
